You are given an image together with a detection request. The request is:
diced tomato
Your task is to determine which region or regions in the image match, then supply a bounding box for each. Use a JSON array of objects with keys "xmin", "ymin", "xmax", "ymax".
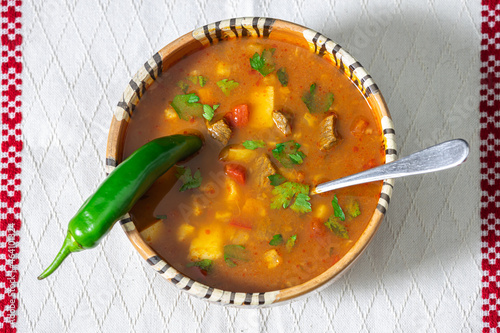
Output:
[
  {"xmin": 224, "ymin": 104, "xmax": 249, "ymax": 128},
  {"xmin": 310, "ymin": 218, "xmax": 326, "ymax": 238},
  {"xmin": 229, "ymin": 220, "xmax": 252, "ymax": 230},
  {"xmin": 350, "ymin": 116, "xmax": 369, "ymax": 137},
  {"xmin": 224, "ymin": 163, "xmax": 246, "ymax": 185}
]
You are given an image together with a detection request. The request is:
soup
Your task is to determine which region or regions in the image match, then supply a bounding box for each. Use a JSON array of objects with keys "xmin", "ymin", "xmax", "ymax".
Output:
[{"xmin": 122, "ymin": 37, "xmax": 385, "ymax": 292}]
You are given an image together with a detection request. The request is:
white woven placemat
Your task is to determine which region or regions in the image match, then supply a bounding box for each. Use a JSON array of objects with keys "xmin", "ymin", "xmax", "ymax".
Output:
[{"xmin": 19, "ymin": 0, "xmax": 481, "ymax": 331}]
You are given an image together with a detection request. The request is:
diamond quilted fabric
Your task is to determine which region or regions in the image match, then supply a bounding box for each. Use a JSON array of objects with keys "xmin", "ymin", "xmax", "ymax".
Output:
[{"xmin": 17, "ymin": 0, "xmax": 482, "ymax": 332}]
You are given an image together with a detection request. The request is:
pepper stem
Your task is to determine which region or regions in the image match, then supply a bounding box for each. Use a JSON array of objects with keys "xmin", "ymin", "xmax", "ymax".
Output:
[{"xmin": 37, "ymin": 232, "xmax": 82, "ymax": 280}]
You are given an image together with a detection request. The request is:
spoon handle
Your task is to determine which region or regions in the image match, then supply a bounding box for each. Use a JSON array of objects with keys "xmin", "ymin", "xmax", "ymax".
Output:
[{"xmin": 311, "ymin": 139, "xmax": 469, "ymax": 195}]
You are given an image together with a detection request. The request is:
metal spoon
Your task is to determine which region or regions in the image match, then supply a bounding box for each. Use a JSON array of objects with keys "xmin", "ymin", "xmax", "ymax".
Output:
[{"xmin": 311, "ymin": 139, "xmax": 469, "ymax": 195}]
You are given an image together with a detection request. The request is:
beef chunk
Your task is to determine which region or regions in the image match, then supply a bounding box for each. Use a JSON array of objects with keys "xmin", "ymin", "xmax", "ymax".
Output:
[
  {"xmin": 207, "ymin": 119, "xmax": 232, "ymax": 145},
  {"xmin": 272, "ymin": 110, "xmax": 291, "ymax": 136},
  {"xmin": 318, "ymin": 113, "xmax": 340, "ymax": 151},
  {"xmin": 254, "ymin": 154, "xmax": 276, "ymax": 186}
]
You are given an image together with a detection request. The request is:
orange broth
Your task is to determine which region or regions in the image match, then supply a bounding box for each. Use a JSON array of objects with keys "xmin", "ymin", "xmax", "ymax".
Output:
[{"xmin": 122, "ymin": 37, "xmax": 385, "ymax": 292}]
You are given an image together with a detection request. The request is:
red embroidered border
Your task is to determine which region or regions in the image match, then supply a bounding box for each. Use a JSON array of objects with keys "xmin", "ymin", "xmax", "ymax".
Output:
[
  {"xmin": 0, "ymin": 0, "xmax": 22, "ymax": 331},
  {"xmin": 481, "ymin": 1, "xmax": 500, "ymax": 331}
]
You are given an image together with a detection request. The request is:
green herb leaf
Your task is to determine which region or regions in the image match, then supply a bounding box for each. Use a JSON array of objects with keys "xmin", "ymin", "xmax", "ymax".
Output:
[
  {"xmin": 175, "ymin": 166, "xmax": 202, "ymax": 192},
  {"xmin": 177, "ymin": 80, "xmax": 189, "ymax": 93},
  {"xmin": 302, "ymin": 83, "xmax": 334, "ymax": 113},
  {"xmin": 268, "ymin": 174, "xmax": 287, "ymax": 186},
  {"xmin": 186, "ymin": 76, "xmax": 198, "ymax": 84},
  {"xmin": 289, "ymin": 151, "xmax": 306, "ymax": 165},
  {"xmin": 217, "ymin": 79, "xmax": 239, "ymax": 96},
  {"xmin": 202, "ymin": 104, "xmax": 218, "ymax": 121},
  {"xmin": 187, "ymin": 94, "xmax": 200, "ymax": 103},
  {"xmin": 186, "ymin": 259, "xmax": 213, "ymax": 272},
  {"xmin": 324, "ymin": 216, "xmax": 349, "ymax": 239},
  {"xmin": 290, "ymin": 193, "xmax": 312, "ymax": 213},
  {"xmin": 270, "ymin": 181, "xmax": 310, "ymax": 211},
  {"xmin": 186, "ymin": 75, "xmax": 208, "ymax": 87},
  {"xmin": 170, "ymin": 93, "xmax": 203, "ymax": 120},
  {"xmin": 277, "ymin": 67, "xmax": 288, "ymax": 87},
  {"xmin": 346, "ymin": 199, "xmax": 361, "ymax": 218},
  {"xmin": 224, "ymin": 244, "xmax": 249, "ymax": 267},
  {"xmin": 155, "ymin": 215, "xmax": 168, "ymax": 220},
  {"xmin": 286, "ymin": 235, "xmax": 297, "ymax": 252},
  {"xmin": 249, "ymin": 49, "xmax": 275, "ymax": 76},
  {"xmin": 269, "ymin": 234, "xmax": 284, "ymax": 246},
  {"xmin": 272, "ymin": 140, "xmax": 307, "ymax": 168},
  {"xmin": 242, "ymin": 140, "xmax": 265, "ymax": 150},
  {"xmin": 331, "ymin": 194, "xmax": 345, "ymax": 221},
  {"xmin": 249, "ymin": 53, "xmax": 265, "ymax": 72},
  {"xmin": 199, "ymin": 76, "xmax": 208, "ymax": 87}
]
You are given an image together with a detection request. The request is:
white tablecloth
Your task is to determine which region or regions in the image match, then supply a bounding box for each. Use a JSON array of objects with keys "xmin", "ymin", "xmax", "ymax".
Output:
[{"xmin": 19, "ymin": 0, "xmax": 482, "ymax": 331}]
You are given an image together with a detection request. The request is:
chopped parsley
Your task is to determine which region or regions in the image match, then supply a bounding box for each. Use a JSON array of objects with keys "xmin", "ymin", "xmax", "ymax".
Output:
[
  {"xmin": 324, "ymin": 216, "xmax": 349, "ymax": 239},
  {"xmin": 270, "ymin": 181, "xmax": 311, "ymax": 213},
  {"xmin": 268, "ymin": 174, "xmax": 287, "ymax": 186},
  {"xmin": 291, "ymin": 193, "xmax": 312, "ymax": 213},
  {"xmin": 346, "ymin": 199, "xmax": 361, "ymax": 218},
  {"xmin": 199, "ymin": 76, "xmax": 208, "ymax": 87},
  {"xmin": 155, "ymin": 215, "xmax": 168, "ymax": 220},
  {"xmin": 277, "ymin": 67, "xmax": 288, "ymax": 87},
  {"xmin": 269, "ymin": 234, "xmax": 284, "ymax": 246},
  {"xmin": 272, "ymin": 140, "xmax": 307, "ymax": 168},
  {"xmin": 325, "ymin": 195, "xmax": 349, "ymax": 238},
  {"xmin": 217, "ymin": 79, "xmax": 239, "ymax": 96},
  {"xmin": 202, "ymin": 104, "xmax": 219, "ymax": 121},
  {"xmin": 286, "ymin": 235, "xmax": 297, "ymax": 252},
  {"xmin": 224, "ymin": 244, "xmax": 249, "ymax": 267},
  {"xmin": 242, "ymin": 140, "xmax": 265, "ymax": 150},
  {"xmin": 170, "ymin": 93, "xmax": 203, "ymax": 120},
  {"xmin": 177, "ymin": 80, "xmax": 189, "ymax": 93},
  {"xmin": 302, "ymin": 83, "xmax": 334, "ymax": 113},
  {"xmin": 186, "ymin": 259, "xmax": 213, "ymax": 272},
  {"xmin": 249, "ymin": 49, "xmax": 275, "ymax": 76},
  {"xmin": 331, "ymin": 195, "xmax": 345, "ymax": 221},
  {"xmin": 186, "ymin": 75, "xmax": 208, "ymax": 87},
  {"xmin": 289, "ymin": 152, "xmax": 305, "ymax": 164},
  {"xmin": 175, "ymin": 166, "xmax": 202, "ymax": 192}
]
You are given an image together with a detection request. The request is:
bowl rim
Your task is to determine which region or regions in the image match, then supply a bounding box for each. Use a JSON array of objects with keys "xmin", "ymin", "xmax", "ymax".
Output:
[{"xmin": 106, "ymin": 16, "xmax": 398, "ymax": 307}]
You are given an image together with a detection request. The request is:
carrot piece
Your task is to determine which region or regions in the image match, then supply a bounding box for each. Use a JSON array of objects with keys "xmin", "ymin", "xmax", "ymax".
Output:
[
  {"xmin": 224, "ymin": 104, "xmax": 249, "ymax": 128},
  {"xmin": 224, "ymin": 163, "xmax": 246, "ymax": 185}
]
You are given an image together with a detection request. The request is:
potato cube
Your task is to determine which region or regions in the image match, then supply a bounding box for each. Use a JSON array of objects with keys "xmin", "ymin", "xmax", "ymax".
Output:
[
  {"xmin": 303, "ymin": 112, "xmax": 317, "ymax": 127},
  {"xmin": 177, "ymin": 224, "xmax": 195, "ymax": 242},
  {"xmin": 226, "ymin": 178, "xmax": 239, "ymax": 201},
  {"xmin": 247, "ymin": 43, "xmax": 265, "ymax": 56},
  {"xmin": 215, "ymin": 211, "xmax": 232, "ymax": 220},
  {"xmin": 248, "ymin": 86, "xmax": 274, "ymax": 128},
  {"xmin": 264, "ymin": 249, "xmax": 281, "ymax": 269},
  {"xmin": 164, "ymin": 106, "xmax": 178, "ymax": 120},
  {"xmin": 189, "ymin": 225, "xmax": 223, "ymax": 261},
  {"xmin": 219, "ymin": 145, "xmax": 257, "ymax": 163},
  {"xmin": 217, "ymin": 62, "xmax": 231, "ymax": 77},
  {"xmin": 230, "ymin": 230, "xmax": 249, "ymax": 245},
  {"xmin": 242, "ymin": 198, "xmax": 266, "ymax": 217},
  {"xmin": 314, "ymin": 204, "xmax": 329, "ymax": 219}
]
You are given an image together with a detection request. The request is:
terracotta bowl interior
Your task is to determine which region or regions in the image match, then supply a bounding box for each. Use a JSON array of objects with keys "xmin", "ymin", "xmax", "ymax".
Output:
[{"xmin": 106, "ymin": 17, "xmax": 397, "ymax": 306}]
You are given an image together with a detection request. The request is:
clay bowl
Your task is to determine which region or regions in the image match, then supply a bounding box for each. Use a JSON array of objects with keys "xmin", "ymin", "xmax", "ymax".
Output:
[{"xmin": 106, "ymin": 17, "xmax": 397, "ymax": 307}]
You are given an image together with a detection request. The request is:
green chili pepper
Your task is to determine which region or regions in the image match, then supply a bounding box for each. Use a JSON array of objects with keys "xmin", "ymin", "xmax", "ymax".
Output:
[{"xmin": 38, "ymin": 134, "xmax": 203, "ymax": 280}]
